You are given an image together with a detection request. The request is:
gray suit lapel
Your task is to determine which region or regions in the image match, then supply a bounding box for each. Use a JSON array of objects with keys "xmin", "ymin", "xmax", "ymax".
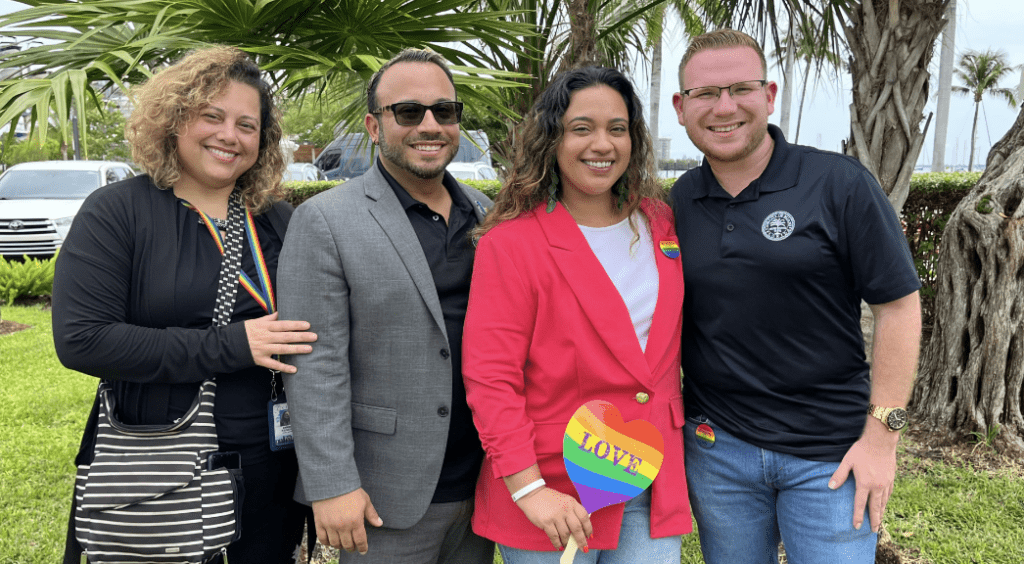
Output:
[{"xmin": 364, "ymin": 168, "xmax": 448, "ymax": 341}]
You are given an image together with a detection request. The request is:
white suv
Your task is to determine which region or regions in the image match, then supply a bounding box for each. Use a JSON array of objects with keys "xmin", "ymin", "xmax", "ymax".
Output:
[
  {"xmin": 0, "ymin": 160, "xmax": 136, "ymax": 259},
  {"xmin": 446, "ymin": 161, "xmax": 498, "ymax": 181}
]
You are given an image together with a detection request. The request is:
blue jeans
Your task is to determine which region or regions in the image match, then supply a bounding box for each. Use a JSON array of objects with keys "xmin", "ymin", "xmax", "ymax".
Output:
[
  {"xmin": 497, "ymin": 490, "xmax": 681, "ymax": 564},
  {"xmin": 684, "ymin": 414, "xmax": 877, "ymax": 564}
]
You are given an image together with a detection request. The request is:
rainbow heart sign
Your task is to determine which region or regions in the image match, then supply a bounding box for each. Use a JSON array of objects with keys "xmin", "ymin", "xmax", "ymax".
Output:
[{"xmin": 562, "ymin": 400, "xmax": 665, "ymax": 514}]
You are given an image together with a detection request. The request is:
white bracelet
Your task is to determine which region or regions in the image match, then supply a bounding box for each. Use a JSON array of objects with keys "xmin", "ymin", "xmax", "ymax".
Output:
[{"xmin": 511, "ymin": 479, "xmax": 546, "ymax": 502}]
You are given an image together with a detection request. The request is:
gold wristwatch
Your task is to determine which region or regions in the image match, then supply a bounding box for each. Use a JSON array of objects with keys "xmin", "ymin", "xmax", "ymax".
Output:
[{"xmin": 867, "ymin": 404, "xmax": 908, "ymax": 432}]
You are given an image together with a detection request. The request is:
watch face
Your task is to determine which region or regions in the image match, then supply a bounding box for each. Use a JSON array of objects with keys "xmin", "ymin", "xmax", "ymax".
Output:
[{"xmin": 886, "ymin": 408, "xmax": 908, "ymax": 430}]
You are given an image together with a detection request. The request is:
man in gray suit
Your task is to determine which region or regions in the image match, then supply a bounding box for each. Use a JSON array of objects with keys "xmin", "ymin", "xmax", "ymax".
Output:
[{"xmin": 278, "ymin": 48, "xmax": 494, "ymax": 563}]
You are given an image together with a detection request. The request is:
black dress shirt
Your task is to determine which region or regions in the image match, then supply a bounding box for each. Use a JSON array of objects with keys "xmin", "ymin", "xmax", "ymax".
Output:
[{"xmin": 376, "ymin": 159, "xmax": 484, "ymax": 503}]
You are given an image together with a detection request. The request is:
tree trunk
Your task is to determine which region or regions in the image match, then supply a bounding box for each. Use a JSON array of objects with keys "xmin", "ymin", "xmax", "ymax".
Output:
[
  {"xmin": 779, "ymin": 23, "xmax": 795, "ymax": 137},
  {"xmin": 842, "ymin": 0, "xmax": 949, "ymax": 214},
  {"xmin": 983, "ymin": 103, "xmax": 1024, "ymax": 175},
  {"xmin": 650, "ymin": 37, "xmax": 662, "ymax": 158},
  {"xmin": 931, "ymin": 0, "xmax": 956, "ymax": 172},
  {"xmin": 563, "ymin": 0, "xmax": 600, "ymax": 69},
  {"xmin": 794, "ymin": 58, "xmax": 811, "ymax": 143},
  {"xmin": 912, "ymin": 106, "xmax": 1024, "ymax": 457},
  {"xmin": 967, "ymin": 100, "xmax": 979, "ymax": 172}
]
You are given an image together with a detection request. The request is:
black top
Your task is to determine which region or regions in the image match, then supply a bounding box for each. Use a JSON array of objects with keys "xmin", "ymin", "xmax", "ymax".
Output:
[
  {"xmin": 669, "ymin": 125, "xmax": 921, "ymax": 462},
  {"xmin": 52, "ymin": 175, "xmax": 293, "ymax": 466},
  {"xmin": 376, "ymin": 159, "xmax": 484, "ymax": 503}
]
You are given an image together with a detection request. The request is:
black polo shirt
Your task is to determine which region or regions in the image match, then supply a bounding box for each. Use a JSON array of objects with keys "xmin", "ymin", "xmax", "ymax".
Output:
[
  {"xmin": 377, "ymin": 159, "xmax": 484, "ymax": 502},
  {"xmin": 669, "ymin": 125, "xmax": 920, "ymax": 462}
]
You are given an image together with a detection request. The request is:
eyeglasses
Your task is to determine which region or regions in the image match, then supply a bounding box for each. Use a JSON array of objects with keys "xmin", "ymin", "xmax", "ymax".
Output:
[
  {"xmin": 681, "ymin": 80, "xmax": 767, "ymax": 103},
  {"xmin": 373, "ymin": 101, "xmax": 464, "ymax": 126}
]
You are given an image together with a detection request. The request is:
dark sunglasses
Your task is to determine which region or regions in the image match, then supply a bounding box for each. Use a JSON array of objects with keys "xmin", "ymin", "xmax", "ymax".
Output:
[{"xmin": 374, "ymin": 101, "xmax": 464, "ymax": 126}]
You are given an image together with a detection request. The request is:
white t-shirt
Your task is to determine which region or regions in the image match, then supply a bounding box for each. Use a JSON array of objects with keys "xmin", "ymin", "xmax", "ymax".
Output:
[{"xmin": 578, "ymin": 213, "xmax": 659, "ymax": 351}]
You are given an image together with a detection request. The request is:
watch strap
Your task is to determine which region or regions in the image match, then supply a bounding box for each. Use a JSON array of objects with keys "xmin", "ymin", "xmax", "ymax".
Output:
[{"xmin": 867, "ymin": 404, "xmax": 907, "ymax": 431}]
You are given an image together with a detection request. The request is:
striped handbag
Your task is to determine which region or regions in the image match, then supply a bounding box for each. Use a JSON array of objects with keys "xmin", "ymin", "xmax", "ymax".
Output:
[
  {"xmin": 73, "ymin": 380, "xmax": 243, "ymax": 563},
  {"xmin": 74, "ymin": 191, "xmax": 249, "ymax": 563}
]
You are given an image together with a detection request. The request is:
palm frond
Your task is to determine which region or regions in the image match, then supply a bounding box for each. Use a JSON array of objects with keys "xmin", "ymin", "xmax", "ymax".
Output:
[{"xmin": 0, "ymin": 0, "xmax": 537, "ymax": 149}]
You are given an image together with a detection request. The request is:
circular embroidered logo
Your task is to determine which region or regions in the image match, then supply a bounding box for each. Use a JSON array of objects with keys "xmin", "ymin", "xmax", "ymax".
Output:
[{"xmin": 761, "ymin": 211, "xmax": 795, "ymax": 241}]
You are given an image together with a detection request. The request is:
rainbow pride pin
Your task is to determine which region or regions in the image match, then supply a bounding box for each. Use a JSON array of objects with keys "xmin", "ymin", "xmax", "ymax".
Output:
[
  {"xmin": 559, "ymin": 400, "xmax": 664, "ymax": 563},
  {"xmin": 695, "ymin": 423, "xmax": 716, "ymax": 448},
  {"xmin": 659, "ymin": 240, "xmax": 680, "ymax": 259}
]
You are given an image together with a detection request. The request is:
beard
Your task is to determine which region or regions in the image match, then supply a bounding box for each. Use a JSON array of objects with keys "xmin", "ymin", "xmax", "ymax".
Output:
[{"xmin": 378, "ymin": 129, "xmax": 458, "ymax": 180}]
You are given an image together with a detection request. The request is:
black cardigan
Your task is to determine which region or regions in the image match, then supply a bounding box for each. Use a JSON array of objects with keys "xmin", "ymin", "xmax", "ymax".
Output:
[{"xmin": 52, "ymin": 174, "xmax": 292, "ymax": 465}]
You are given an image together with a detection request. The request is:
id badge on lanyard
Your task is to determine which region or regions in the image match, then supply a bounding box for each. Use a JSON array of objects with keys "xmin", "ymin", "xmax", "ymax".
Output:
[{"xmin": 268, "ymin": 369, "xmax": 294, "ymax": 451}]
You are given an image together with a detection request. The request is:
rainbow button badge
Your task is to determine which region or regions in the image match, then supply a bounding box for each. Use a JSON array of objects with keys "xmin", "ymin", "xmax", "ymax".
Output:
[{"xmin": 659, "ymin": 240, "xmax": 680, "ymax": 259}]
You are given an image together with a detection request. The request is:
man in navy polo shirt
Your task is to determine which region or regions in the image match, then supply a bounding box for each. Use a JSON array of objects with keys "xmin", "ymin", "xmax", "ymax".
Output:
[{"xmin": 669, "ymin": 29, "xmax": 922, "ymax": 563}]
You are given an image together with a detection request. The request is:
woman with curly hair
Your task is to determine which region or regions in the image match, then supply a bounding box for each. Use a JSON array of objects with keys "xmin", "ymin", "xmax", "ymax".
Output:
[
  {"xmin": 54, "ymin": 45, "xmax": 316, "ymax": 563},
  {"xmin": 463, "ymin": 66, "xmax": 692, "ymax": 563}
]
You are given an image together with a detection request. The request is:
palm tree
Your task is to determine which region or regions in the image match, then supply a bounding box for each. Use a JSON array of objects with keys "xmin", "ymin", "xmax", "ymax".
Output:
[
  {"xmin": 0, "ymin": 0, "xmax": 954, "ymax": 211},
  {"xmin": 952, "ymin": 49, "xmax": 1019, "ymax": 171},
  {"xmin": 0, "ymin": 0, "xmax": 687, "ymax": 167},
  {"xmin": 641, "ymin": 0, "xmax": 723, "ymax": 165},
  {"xmin": 834, "ymin": 0, "xmax": 952, "ymax": 212},
  {"xmin": 769, "ymin": 16, "xmax": 841, "ymax": 143},
  {"xmin": 931, "ymin": 0, "xmax": 956, "ymax": 172},
  {"xmin": 478, "ymin": 0, "xmax": 689, "ymax": 164},
  {"xmin": 0, "ymin": 0, "xmax": 536, "ymax": 156}
]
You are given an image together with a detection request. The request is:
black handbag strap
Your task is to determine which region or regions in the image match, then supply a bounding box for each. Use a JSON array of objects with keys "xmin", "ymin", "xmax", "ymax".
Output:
[{"xmin": 212, "ymin": 190, "xmax": 246, "ymax": 328}]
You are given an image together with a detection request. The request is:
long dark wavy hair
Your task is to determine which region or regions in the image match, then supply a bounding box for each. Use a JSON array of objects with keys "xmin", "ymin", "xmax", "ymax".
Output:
[{"xmin": 475, "ymin": 66, "xmax": 661, "ymax": 239}]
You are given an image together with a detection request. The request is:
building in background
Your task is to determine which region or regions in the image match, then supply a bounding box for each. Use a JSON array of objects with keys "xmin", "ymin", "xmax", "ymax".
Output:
[{"xmin": 656, "ymin": 138, "xmax": 671, "ymax": 161}]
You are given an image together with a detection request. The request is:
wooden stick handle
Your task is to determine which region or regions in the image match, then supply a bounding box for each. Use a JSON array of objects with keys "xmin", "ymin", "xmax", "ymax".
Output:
[{"xmin": 559, "ymin": 536, "xmax": 579, "ymax": 564}]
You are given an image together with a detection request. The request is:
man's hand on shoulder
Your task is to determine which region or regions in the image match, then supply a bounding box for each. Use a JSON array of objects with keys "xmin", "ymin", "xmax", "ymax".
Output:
[
  {"xmin": 311, "ymin": 488, "xmax": 384, "ymax": 555},
  {"xmin": 828, "ymin": 419, "xmax": 900, "ymax": 533}
]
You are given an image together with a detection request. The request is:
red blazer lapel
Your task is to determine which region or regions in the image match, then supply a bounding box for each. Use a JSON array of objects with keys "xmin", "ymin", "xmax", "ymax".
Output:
[
  {"xmin": 534, "ymin": 202, "xmax": 654, "ymax": 385},
  {"xmin": 641, "ymin": 200, "xmax": 685, "ymax": 377}
]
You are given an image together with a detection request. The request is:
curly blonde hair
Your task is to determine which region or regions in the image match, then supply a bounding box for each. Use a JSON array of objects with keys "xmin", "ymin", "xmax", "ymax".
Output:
[
  {"xmin": 125, "ymin": 45, "xmax": 286, "ymax": 213},
  {"xmin": 475, "ymin": 66, "xmax": 662, "ymax": 239}
]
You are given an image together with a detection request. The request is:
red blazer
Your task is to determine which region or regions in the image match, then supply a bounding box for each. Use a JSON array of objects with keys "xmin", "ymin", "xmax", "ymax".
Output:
[{"xmin": 463, "ymin": 198, "xmax": 691, "ymax": 550}]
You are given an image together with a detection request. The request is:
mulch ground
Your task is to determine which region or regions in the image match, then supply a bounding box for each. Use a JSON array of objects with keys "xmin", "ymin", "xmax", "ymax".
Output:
[
  {"xmin": 0, "ymin": 296, "xmax": 51, "ymax": 336},
  {"xmin": 0, "ymin": 318, "xmax": 31, "ymax": 336}
]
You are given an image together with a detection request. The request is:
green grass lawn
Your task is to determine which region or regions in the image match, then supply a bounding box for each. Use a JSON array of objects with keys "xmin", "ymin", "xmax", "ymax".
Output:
[
  {"xmin": 3, "ymin": 304, "xmax": 1023, "ymax": 563},
  {"xmin": 1, "ymin": 305, "xmax": 97, "ymax": 564}
]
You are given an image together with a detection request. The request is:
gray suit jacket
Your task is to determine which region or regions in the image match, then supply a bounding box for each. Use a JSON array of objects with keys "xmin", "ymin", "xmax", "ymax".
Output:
[{"xmin": 277, "ymin": 164, "xmax": 492, "ymax": 529}]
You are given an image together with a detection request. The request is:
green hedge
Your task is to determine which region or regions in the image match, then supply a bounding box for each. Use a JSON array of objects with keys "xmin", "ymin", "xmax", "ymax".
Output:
[
  {"xmin": 282, "ymin": 180, "xmax": 338, "ymax": 207},
  {"xmin": 903, "ymin": 172, "xmax": 981, "ymax": 329},
  {"xmin": 0, "ymin": 173, "xmax": 981, "ymax": 307},
  {"xmin": 906, "ymin": 171, "xmax": 982, "ymax": 194},
  {"xmin": 282, "ymin": 179, "xmax": 505, "ymax": 208},
  {"xmin": 284, "ymin": 173, "xmax": 975, "ymax": 206}
]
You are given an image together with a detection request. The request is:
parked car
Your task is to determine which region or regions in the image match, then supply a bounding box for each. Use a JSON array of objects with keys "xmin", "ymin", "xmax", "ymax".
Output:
[
  {"xmin": 446, "ymin": 161, "xmax": 498, "ymax": 181},
  {"xmin": 0, "ymin": 160, "xmax": 136, "ymax": 260},
  {"xmin": 283, "ymin": 162, "xmax": 326, "ymax": 182},
  {"xmin": 315, "ymin": 130, "xmax": 491, "ymax": 181}
]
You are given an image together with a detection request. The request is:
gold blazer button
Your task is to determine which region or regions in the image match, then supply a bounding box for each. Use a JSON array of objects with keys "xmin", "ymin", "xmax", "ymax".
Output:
[{"xmin": 635, "ymin": 392, "xmax": 650, "ymax": 404}]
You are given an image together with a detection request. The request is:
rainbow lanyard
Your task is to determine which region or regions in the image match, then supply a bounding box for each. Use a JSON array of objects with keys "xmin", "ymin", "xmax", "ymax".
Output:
[{"xmin": 181, "ymin": 201, "xmax": 275, "ymax": 314}]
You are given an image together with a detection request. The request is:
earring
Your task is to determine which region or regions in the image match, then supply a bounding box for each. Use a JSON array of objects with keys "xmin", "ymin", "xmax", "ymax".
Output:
[
  {"xmin": 547, "ymin": 162, "xmax": 559, "ymax": 213},
  {"xmin": 614, "ymin": 171, "xmax": 630, "ymax": 210}
]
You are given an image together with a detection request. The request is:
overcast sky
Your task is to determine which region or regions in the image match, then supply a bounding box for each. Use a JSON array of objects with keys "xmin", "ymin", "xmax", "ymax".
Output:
[
  {"xmin": 1, "ymin": 0, "xmax": 1019, "ymax": 167},
  {"xmin": 640, "ymin": 0, "xmax": 1024, "ymax": 166}
]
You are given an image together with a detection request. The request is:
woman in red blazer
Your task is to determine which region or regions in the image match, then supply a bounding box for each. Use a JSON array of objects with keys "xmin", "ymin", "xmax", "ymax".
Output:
[{"xmin": 463, "ymin": 66, "xmax": 691, "ymax": 563}]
